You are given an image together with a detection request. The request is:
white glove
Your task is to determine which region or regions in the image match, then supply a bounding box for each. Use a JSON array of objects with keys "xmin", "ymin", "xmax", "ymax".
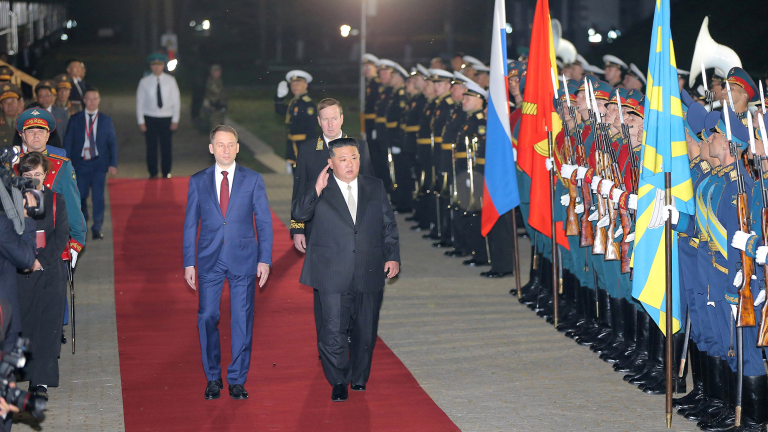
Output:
[
  {"xmin": 624, "ymin": 232, "xmax": 635, "ymax": 243},
  {"xmin": 757, "ymin": 246, "xmax": 768, "ymax": 265},
  {"xmin": 591, "ymin": 176, "xmax": 601, "ymax": 192},
  {"xmin": 277, "ymin": 80, "xmax": 289, "ymax": 98},
  {"xmin": 614, "ymin": 225, "xmax": 623, "ymax": 239},
  {"xmin": 575, "ymin": 203, "xmax": 585, "ymax": 214},
  {"xmin": 391, "ymin": 146, "xmax": 402, "ymax": 155},
  {"xmin": 733, "ymin": 269, "xmax": 743, "ymax": 287},
  {"xmin": 576, "ymin": 166, "xmax": 588, "ymax": 180},
  {"xmin": 661, "ymin": 204, "xmax": 679, "ymax": 225},
  {"xmin": 588, "ymin": 210, "xmax": 599, "ymax": 221},
  {"xmin": 628, "ymin": 194, "xmax": 638, "ymax": 210},
  {"xmin": 545, "ymin": 157, "xmax": 554, "ymax": 172},
  {"xmin": 560, "ymin": 195, "xmax": 570, "ymax": 206},
  {"xmin": 755, "ymin": 289, "xmax": 766, "ymax": 307},
  {"xmin": 71, "ymin": 249, "xmax": 78, "ymax": 269},
  {"xmin": 597, "ymin": 215, "xmax": 610, "ymax": 228},
  {"xmin": 372, "ymin": 130, "xmax": 377, "ymax": 140},
  {"xmin": 610, "ymin": 188, "xmax": 624, "ymax": 203},
  {"xmin": 731, "ymin": 231, "xmax": 755, "ymax": 252},
  {"xmin": 561, "ymin": 164, "xmax": 577, "ymax": 179},
  {"xmin": 600, "ymin": 180, "xmax": 614, "ymax": 196}
]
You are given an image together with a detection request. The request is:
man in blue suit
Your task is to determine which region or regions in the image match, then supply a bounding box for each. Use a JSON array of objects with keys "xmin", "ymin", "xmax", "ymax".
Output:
[
  {"xmin": 63, "ymin": 88, "xmax": 118, "ymax": 240},
  {"xmin": 183, "ymin": 125, "xmax": 273, "ymax": 401}
]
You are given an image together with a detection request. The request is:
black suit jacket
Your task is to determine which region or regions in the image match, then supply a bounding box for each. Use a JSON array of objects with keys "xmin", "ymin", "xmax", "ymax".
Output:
[
  {"xmin": 292, "ymin": 174, "xmax": 399, "ymax": 293},
  {"xmin": 289, "ymin": 135, "xmax": 374, "ymax": 236}
]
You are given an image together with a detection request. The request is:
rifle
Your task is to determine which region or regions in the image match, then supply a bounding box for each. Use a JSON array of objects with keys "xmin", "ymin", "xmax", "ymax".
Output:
[
  {"xmin": 67, "ymin": 259, "xmax": 75, "ymax": 355},
  {"xmin": 450, "ymin": 142, "xmax": 458, "ymax": 244},
  {"xmin": 611, "ymin": 90, "xmax": 633, "ymax": 273},
  {"xmin": 387, "ymin": 147, "xmax": 397, "ymax": 190},
  {"xmin": 572, "ymin": 109, "xmax": 594, "ymax": 248},
  {"xmin": 586, "ymin": 81, "xmax": 609, "ymax": 256},
  {"xmin": 431, "ymin": 133, "xmax": 442, "ymax": 237},
  {"xmin": 756, "ymin": 108, "xmax": 768, "ymax": 347},
  {"xmin": 550, "ymin": 70, "xmax": 580, "ymax": 237},
  {"xmin": 467, "ymin": 136, "xmax": 476, "ymax": 211}
]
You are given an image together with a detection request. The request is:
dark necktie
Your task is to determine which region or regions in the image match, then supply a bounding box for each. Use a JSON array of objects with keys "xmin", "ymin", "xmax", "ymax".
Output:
[
  {"xmin": 156, "ymin": 78, "xmax": 163, "ymax": 108},
  {"xmin": 220, "ymin": 171, "xmax": 229, "ymax": 218},
  {"xmin": 87, "ymin": 113, "xmax": 96, "ymax": 159}
]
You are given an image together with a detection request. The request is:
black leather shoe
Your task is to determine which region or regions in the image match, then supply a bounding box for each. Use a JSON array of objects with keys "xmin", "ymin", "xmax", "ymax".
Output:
[
  {"xmin": 432, "ymin": 241, "xmax": 450, "ymax": 248},
  {"xmin": 350, "ymin": 384, "xmax": 366, "ymax": 391},
  {"xmin": 204, "ymin": 378, "xmax": 222, "ymax": 400},
  {"xmin": 463, "ymin": 259, "xmax": 490, "ymax": 267},
  {"xmin": 480, "ymin": 270, "xmax": 513, "ymax": 278},
  {"xmin": 445, "ymin": 249, "xmax": 468, "ymax": 257},
  {"xmin": 92, "ymin": 230, "xmax": 104, "ymax": 240},
  {"xmin": 331, "ymin": 384, "xmax": 348, "ymax": 401},
  {"xmin": 228, "ymin": 384, "xmax": 248, "ymax": 400}
]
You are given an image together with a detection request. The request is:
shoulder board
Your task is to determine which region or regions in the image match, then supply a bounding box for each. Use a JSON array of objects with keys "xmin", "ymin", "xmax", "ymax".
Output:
[
  {"xmin": 302, "ymin": 95, "xmax": 312, "ymax": 102},
  {"xmin": 316, "ymin": 136, "xmax": 324, "ymax": 150},
  {"xmin": 475, "ymin": 112, "xmax": 484, "ymax": 120},
  {"xmin": 374, "ymin": 77, "xmax": 381, "ymax": 83},
  {"xmin": 729, "ymin": 170, "xmax": 738, "ymax": 182},
  {"xmin": 700, "ymin": 161, "xmax": 710, "ymax": 173},
  {"xmin": 398, "ymin": 88, "xmax": 405, "ymax": 96},
  {"xmin": 445, "ymin": 97, "xmax": 454, "ymax": 105},
  {"xmin": 47, "ymin": 153, "xmax": 69, "ymax": 162}
]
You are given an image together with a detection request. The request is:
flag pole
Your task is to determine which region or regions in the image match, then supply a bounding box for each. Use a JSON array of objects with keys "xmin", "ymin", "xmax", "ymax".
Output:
[
  {"xmin": 664, "ymin": 172, "xmax": 673, "ymax": 428},
  {"xmin": 510, "ymin": 208, "xmax": 522, "ymax": 299},
  {"xmin": 548, "ymin": 128, "xmax": 559, "ymax": 328}
]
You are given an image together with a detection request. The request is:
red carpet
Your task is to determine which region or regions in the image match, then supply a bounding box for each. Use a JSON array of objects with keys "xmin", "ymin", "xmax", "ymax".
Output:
[{"xmin": 109, "ymin": 177, "xmax": 459, "ymax": 432}]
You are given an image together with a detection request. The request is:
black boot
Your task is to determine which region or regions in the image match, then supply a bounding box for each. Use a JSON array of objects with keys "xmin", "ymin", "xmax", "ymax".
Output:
[
  {"xmin": 740, "ymin": 374, "xmax": 768, "ymax": 428},
  {"xmin": 592, "ymin": 296, "xmax": 625, "ymax": 354},
  {"xmin": 698, "ymin": 366, "xmax": 736, "ymax": 431},
  {"xmin": 626, "ymin": 320, "xmax": 664, "ymax": 385},
  {"xmin": 566, "ymin": 288, "xmax": 598, "ymax": 339},
  {"xmin": 575, "ymin": 288, "xmax": 612, "ymax": 346},
  {"xmin": 684, "ymin": 355, "xmax": 727, "ymax": 421},
  {"xmin": 517, "ymin": 249, "xmax": 541, "ymax": 301},
  {"xmin": 600, "ymin": 300, "xmax": 634, "ymax": 363},
  {"xmin": 614, "ymin": 308, "xmax": 650, "ymax": 373},
  {"xmin": 673, "ymin": 341, "xmax": 704, "ymax": 409},
  {"xmin": 641, "ymin": 331, "xmax": 687, "ymax": 394}
]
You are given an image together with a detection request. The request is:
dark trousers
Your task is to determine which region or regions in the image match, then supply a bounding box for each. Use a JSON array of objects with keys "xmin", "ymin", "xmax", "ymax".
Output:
[
  {"xmin": 465, "ymin": 212, "xmax": 488, "ymax": 263},
  {"xmin": 197, "ymin": 258, "xmax": 257, "ymax": 385},
  {"xmin": 392, "ymin": 151, "xmax": 414, "ymax": 211},
  {"xmin": 144, "ymin": 116, "xmax": 173, "ymax": 177},
  {"xmin": 488, "ymin": 211, "xmax": 515, "ymax": 273},
  {"xmin": 315, "ymin": 288, "xmax": 383, "ymax": 386},
  {"xmin": 76, "ymin": 163, "xmax": 107, "ymax": 232}
]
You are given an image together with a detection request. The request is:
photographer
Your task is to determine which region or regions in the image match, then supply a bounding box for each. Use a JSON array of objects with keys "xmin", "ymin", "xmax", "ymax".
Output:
[{"xmin": 17, "ymin": 152, "xmax": 69, "ymax": 401}]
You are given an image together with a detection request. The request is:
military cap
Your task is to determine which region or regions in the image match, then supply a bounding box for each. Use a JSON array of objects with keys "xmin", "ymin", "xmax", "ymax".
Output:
[
  {"xmin": 507, "ymin": 59, "xmax": 517, "ymax": 68},
  {"xmin": 463, "ymin": 80, "xmax": 487, "ymax": 100},
  {"xmin": 710, "ymin": 68, "xmax": 726, "ymax": 81},
  {"xmin": 627, "ymin": 63, "xmax": 647, "ymax": 86},
  {"xmin": 427, "ymin": 69, "xmax": 454, "ymax": 82},
  {"xmin": 416, "ymin": 64, "xmax": 430, "ymax": 77},
  {"xmin": 147, "ymin": 53, "xmax": 168, "ymax": 64},
  {"xmin": 509, "ymin": 63, "xmax": 527, "ymax": 93},
  {"xmin": 35, "ymin": 79, "xmax": 58, "ymax": 95},
  {"xmin": 391, "ymin": 62, "xmax": 409, "ymax": 79},
  {"xmin": 378, "ymin": 59, "xmax": 408, "ymax": 78},
  {"xmin": 677, "ymin": 69, "xmax": 690, "ymax": 78},
  {"xmin": 0, "ymin": 66, "xmax": 13, "ymax": 81},
  {"xmin": 592, "ymin": 81, "xmax": 614, "ymax": 101},
  {"xmin": 54, "ymin": 73, "xmax": 74, "ymax": 89},
  {"xmin": 16, "ymin": 107, "xmax": 56, "ymax": 134},
  {"xmin": 577, "ymin": 55, "xmax": 605, "ymax": 75},
  {"xmin": 606, "ymin": 87, "xmax": 629, "ymax": 105},
  {"xmin": 558, "ymin": 79, "xmax": 579, "ymax": 104},
  {"xmin": 473, "ymin": 63, "xmax": 490, "ymax": 73},
  {"xmin": 623, "ymin": 89, "xmax": 645, "ymax": 117},
  {"xmin": 517, "ymin": 47, "xmax": 529, "ymax": 61},
  {"xmin": 602, "ymin": 55, "xmax": 628, "ymax": 71},
  {"xmin": 0, "ymin": 83, "xmax": 21, "ymax": 101},
  {"xmin": 462, "ymin": 56, "xmax": 482, "ymax": 67},
  {"xmin": 681, "ymin": 91, "xmax": 707, "ymax": 142},
  {"xmin": 452, "ymin": 71, "xmax": 472, "ymax": 85},
  {"xmin": 286, "ymin": 70, "xmax": 312, "ymax": 83},
  {"xmin": 727, "ymin": 67, "xmax": 759, "ymax": 102},
  {"xmin": 362, "ymin": 53, "xmax": 379, "ymax": 65},
  {"xmin": 519, "ymin": 69, "xmax": 527, "ymax": 93},
  {"xmin": 703, "ymin": 105, "xmax": 749, "ymax": 148}
]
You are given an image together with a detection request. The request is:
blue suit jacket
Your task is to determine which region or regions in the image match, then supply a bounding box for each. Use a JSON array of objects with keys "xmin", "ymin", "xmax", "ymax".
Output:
[
  {"xmin": 63, "ymin": 111, "xmax": 118, "ymax": 171},
  {"xmin": 183, "ymin": 164, "xmax": 273, "ymax": 276}
]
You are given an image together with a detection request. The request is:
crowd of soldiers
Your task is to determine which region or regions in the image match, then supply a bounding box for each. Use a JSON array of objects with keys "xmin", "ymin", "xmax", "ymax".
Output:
[{"xmin": 275, "ymin": 27, "xmax": 768, "ymax": 430}]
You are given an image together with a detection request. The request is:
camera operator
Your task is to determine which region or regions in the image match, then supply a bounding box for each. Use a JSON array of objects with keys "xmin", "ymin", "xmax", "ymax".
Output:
[
  {"xmin": 0, "ymin": 298, "xmax": 20, "ymax": 429},
  {"xmin": 17, "ymin": 152, "xmax": 69, "ymax": 401}
]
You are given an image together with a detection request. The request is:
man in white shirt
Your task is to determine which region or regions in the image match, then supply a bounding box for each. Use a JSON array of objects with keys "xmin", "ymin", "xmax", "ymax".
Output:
[
  {"xmin": 66, "ymin": 59, "xmax": 89, "ymax": 111},
  {"xmin": 136, "ymin": 53, "xmax": 181, "ymax": 179}
]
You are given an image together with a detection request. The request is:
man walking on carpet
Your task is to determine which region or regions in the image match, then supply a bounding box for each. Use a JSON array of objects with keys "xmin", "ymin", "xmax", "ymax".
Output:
[
  {"xmin": 293, "ymin": 137, "xmax": 400, "ymax": 402},
  {"xmin": 183, "ymin": 125, "xmax": 273, "ymax": 401}
]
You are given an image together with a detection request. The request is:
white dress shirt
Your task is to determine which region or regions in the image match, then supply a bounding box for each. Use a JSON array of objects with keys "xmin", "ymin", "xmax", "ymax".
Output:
[
  {"xmin": 73, "ymin": 77, "xmax": 85, "ymax": 98},
  {"xmin": 215, "ymin": 162, "xmax": 236, "ymax": 202},
  {"xmin": 136, "ymin": 72, "xmax": 181, "ymax": 124},
  {"xmin": 82, "ymin": 109, "xmax": 99, "ymax": 159},
  {"xmin": 334, "ymin": 175, "xmax": 358, "ymax": 223},
  {"xmin": 323, "ymin": 130, "xmax": 343, "ymax": 144}
]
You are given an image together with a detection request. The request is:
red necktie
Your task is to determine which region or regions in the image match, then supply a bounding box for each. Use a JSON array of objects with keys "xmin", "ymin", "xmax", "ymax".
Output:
[{"xmin": 220, "ymin": 171, "xmax": 229, "ymax": 218}]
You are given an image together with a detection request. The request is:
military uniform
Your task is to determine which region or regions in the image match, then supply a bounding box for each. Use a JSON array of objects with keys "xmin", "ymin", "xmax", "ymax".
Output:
[
  {"xmin": 386, "ymin": 84, "xmax": 408, "ymax": 208},
  {"xmin": 423, "ymin": 71, "xmax": 455, "ymax": 240},
  {"xmin": 202, "ymin": 72, "xmax": 227, "ymax": 129},
  {"xmin": 398, "ymin": 84, "xmax": 426, "ymax": 213},
  {"xmin": 0, "ymin": 84, "xmax": 21, "ymax": 146},
  {"xmin": 413, "ymin": 91, "xmax": 438, "ymax": 231},
  {"xmin": 372, "ymin": 83, "xmax": 393, "ymax": 190},
  {"xmin": 456, "ymin": 105, "xmax": 487, "ymax": 265},
  {"xmin": 274, "ymin": 70, "xmax": 317, "ymax": 166}
]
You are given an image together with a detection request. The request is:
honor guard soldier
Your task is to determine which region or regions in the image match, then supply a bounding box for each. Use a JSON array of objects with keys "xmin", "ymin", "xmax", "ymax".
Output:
[
  {"xmin": 725, "ymin": 67, "xmax": 759, "ymax": 123},
  {"xmin": 377, "ymin": 59, "xmax": 408, "ymax": 193},
  {"xmin": 363, "ymin": 54, "xmax": 383, "ymax": 147},
  {"xmin": 372, "ymin": 60, "xmax": 396, "ymax": 190},
  {"xmin": 602, "ymin": 55, "xmax": 628, "ymax": 87},
  {"xmin": 0, "ymin": 84, "xmax": 21, "ymax": 145},
  {"xmin": 624, "ymin": 63, "xmax": 646, "ymax": 91},
  {"xmin": 460, "ymin": 55, "xmax": 482, "ymax": 82},
  {"xmin": 412, "ymin": 69, "xmax": 439, "ymax": 232},
  {"xmin": 0, "ymin": 66, "xmax": 13, "ymax": 85},
  {"xmin": 400, "ymin": 65, "xmax": 429, "ymax": 216},
  {"xmin": 53, "ymin": 74, "xmax": 78, "ymax": 116},
  {"xmin": 456, "ymin": 79, "xmax": 488, "ymax": 267},
  {"xmin": 274, "ymin": 70, "xmax": 317, "ymax": 173},
  {"xmin": 473, "ymin": 63, "xmax": 490, "ymax": 89},
  {"xmin": 423, "ymin": 68, "xmax": 455, "ymax": 241},
  {"xmin": 432, "ymin": 71, "xmax": 471, "ymax": 249},
  {"xmin": 16, "ymin": 108, "xmax": 87, "ymax": 265},
  {"xmin": 382, "ymin": 61, "xmax": 410, "ymax": 210}
]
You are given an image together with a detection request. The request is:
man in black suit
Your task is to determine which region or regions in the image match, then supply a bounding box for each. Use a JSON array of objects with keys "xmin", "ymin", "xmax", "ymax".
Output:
[{"xmin": 292, "ymin": 137, "xmax": 400, "ymax": 402}]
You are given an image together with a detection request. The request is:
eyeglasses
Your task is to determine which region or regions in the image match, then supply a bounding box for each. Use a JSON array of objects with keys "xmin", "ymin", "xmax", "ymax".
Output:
[{"xmin": 22, "ymin": 172, "xmax": 45, "ymax": 179}]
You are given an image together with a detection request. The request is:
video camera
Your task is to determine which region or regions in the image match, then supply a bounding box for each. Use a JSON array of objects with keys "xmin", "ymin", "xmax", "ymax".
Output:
[
  {"xmin": 0, "ymin": 147, "xmax": 44, "ymax": 233},
  {"xmin": 0, "ymin": 338, "xmax": 46, "ymax": 419}
]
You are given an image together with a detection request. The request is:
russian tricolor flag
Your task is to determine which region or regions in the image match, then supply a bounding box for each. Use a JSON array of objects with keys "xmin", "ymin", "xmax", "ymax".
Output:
[{"xmin": 481, "ymin": 0, "xmax": 520, "ymax": 236}]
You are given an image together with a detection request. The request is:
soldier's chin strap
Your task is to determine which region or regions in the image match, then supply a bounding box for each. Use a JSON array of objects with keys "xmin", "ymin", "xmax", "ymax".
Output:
[{"xmin": 0, "ymin": 185, "xmax": 25, "ymax": 234}]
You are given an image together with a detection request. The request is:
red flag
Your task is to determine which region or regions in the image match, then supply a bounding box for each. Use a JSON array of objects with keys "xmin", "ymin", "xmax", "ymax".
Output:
[{"xmin": 516, "ymin": 0, "xmax": 568, "ymax": 249}]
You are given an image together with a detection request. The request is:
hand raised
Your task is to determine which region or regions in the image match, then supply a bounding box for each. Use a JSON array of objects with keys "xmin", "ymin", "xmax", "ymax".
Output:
[{"xmin": 315, "ymin": 162, "xmax": 332, "ymax": 195}]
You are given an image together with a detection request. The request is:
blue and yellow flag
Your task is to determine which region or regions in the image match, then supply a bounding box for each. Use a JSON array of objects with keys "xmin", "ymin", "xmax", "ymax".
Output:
[{"xmin": 631, "ymin": 0, "xmax": 694, "ymax": 336}]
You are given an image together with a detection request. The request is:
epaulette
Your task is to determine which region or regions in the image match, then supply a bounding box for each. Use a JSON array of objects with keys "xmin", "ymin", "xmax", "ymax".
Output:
[
  {"xmin": 729, "ymin": 170, "xmax": 738, "ymax": 182},
  {"xmin": 445, "ymin": 97, "xmax": 454, "ymax": 105},
  {"xmin": 301, "ymin": 95, "xmax": 312, "ymax": 103},
  {"xmin": 398, "ymin": 88, "xmax": 405, "ymax": 96},
  {"xmin": 47, "ymin": 153, "xmax": 69, "ymax": 162},
  {"xmin": 700, "ymin": 161, "xmax": 711, "ymax": 173},
  {"xmin": 374, "ymin": 77, "xmax": 381, "ymax": 83},
  {"xmin": 475, "ymin": 112, "xmax": 484, "ymax": 120}
]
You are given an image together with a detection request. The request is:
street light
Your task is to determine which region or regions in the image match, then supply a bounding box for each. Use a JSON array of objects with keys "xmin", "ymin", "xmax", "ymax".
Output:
[
  {"xmin": 340, "ymin": 24, "xmax": 351, "ymax": 38},
  {"xmin": 167, "ymin": 59, "xmax": 178, "ymax": 72},
  {"xmin": 202, "ymin": 20, "xmax": 210, "ymax": 30}
]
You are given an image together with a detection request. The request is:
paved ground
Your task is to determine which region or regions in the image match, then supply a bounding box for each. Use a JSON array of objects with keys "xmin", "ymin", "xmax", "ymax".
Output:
[{"xmin": 15, "ymin": 94, "xmax": 699, "ymax": 431}]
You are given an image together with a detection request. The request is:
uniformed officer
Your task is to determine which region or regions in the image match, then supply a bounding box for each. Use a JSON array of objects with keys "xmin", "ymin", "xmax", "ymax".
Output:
[
  {"xmin": 28, "ymin": 79, "xmax": 68, "ymax": 149},
  {"xmin": 372, "ymin": 59, "xmax": 395, "ymax": 190},
  {"xmin": 602, "ymin": 55, "xmax": 628, "ymax": 87},
  {"xmin": 460, "ymin": 55, "xmax": 482, "ymax": 81},
  {"xmin": 274, "ymin": 70, "xmax": 317, "ymax": 173},
  {"xmin": 400, "ymin": 65, "xmax": 429, "ymax": 218},
  {"xmin": 363, "ymin": 54, "xmax": 382, "ymax": 147},
  {"xmin": 201, "ymin": 65, "xmax": 227, "ymax": 130},
  {"xmin": 53, "ymin": 74, "xmax": 78, "ymax": 116},
  {"xmin": 473, "ymin": 63, "xmax": 490, "ymax": 89},
  {"xmin": 623, "ymin": 63, "xmax": 646, "ymax": 91},
  {"xmin": 381, "ymin": 61, "xmax": 410, "ymax": 210},
  {"xmin": 411, "ymin": 69, "xmax": 438, "ymax": 232},
  {"xmin": 0, "ymin": 83, "xmax": 21, "ymax": 146},
  {"xmin": 724, "ymin": 67, "xmax": 759, "ymax": 122},
  {"xmin": 0, "ymin": 66, "xmax": 13, "ymax": 85}
]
